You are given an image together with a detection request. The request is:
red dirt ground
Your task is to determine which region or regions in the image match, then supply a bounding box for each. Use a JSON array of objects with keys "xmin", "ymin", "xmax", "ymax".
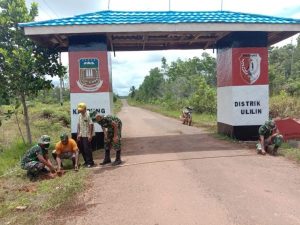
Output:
[{"xmin": 49, "ymin": 100, "xmax": 300, "ymax": 225}]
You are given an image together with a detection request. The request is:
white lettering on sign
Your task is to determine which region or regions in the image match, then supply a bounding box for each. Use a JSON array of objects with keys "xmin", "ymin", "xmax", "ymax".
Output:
[
  {"xmin": 234, "ymin": 101, "xmax": 262, "ymax": 115},
  {"xmin": 72, "ymin": 108, "xmax": 106, "ymax": 115},
  {"xmin": 70, "ymin": 92, "xmax": 113, "ymax": 133},
  {"xmin": 217, "ymin": 85, "xmax": 268, "ymax": 126}
]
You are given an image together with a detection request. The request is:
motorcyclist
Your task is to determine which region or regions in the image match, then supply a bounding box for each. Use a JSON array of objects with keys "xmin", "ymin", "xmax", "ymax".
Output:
[{"xmin": 181, "ymin": 106, "xmax": 193, "ymax": 126}]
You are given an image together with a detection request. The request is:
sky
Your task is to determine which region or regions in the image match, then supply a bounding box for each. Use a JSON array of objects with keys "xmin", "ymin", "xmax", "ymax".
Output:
[{"xmin": 24, "ymin": 0, "xmax": 300, "ymax": 96}]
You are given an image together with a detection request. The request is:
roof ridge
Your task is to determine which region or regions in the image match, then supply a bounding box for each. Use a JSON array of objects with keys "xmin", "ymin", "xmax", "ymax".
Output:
[{"xmin": 19, "ymin": 10, "xmax": 300, "ymax": 27}]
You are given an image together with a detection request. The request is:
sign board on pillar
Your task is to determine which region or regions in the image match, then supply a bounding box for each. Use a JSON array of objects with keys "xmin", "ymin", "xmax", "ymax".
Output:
[
  {"xmin": 69, "ymin": 50, "xmax": 113, "ymax": 134},
  {"xmin": 217, "ymin": 47, "xmax": 269, "ymax": 140}
]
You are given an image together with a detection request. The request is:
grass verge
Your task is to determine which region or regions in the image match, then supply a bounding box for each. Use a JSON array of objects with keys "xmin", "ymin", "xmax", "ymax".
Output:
[
  {"xmin": 0, "ymin": 141, "xmax": 30, "ymax": 176},
  {"xmin": 0, "ymin": 166, "xmax": 88, "ymax": 225},
  {"xmin": 0, "ymin": 98, "xmax": 123, "ymax": 224},
  {"xmin": 0, "ymin": 101, "xmax": 90, "ymax": 225},
  {"xmin": 114, "ymin": 98, "xmax": 123, "ymax": 115},
  {"xmin": 278, "ymin": 142, "xmax": 300, "ymax": 162}
]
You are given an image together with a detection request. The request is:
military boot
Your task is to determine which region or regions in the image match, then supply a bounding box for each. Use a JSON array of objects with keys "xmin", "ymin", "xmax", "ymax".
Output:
[
  {"xmin": 27, "ymin": 170, "xmax": 38, "ymax": 182},
  {"xmin": 100, "ymin": 148, "xmax": 111, "ymax": 165},
  {"xmin": 112, "ymin": 150, "xmax": 122, "ymax": 166},
  {"xmin": 272, "ymin": 146, "xmax": 279, "ymax": 156}
]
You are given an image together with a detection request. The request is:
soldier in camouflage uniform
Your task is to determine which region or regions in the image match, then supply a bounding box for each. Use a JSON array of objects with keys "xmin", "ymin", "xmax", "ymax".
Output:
[
  {"xmin": 21, "ymin": 135, "xmax": 56, "ymax": 180},
  {"xmin": 91, "ymin": 112, "xmax": 122, "ymax": 166},
  {"xmin": 256, "ymin": 120, "xmax": 283, "ymax": 156}
]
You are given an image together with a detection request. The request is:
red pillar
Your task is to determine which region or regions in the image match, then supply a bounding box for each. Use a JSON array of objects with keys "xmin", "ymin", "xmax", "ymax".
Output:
[
  {"xmin": 216, "ymin": 32, "xmax": 269, "ymax": 140},
  {"xmin": 68, "ymin": 36, "xmax": 113, "ymax": 147}
]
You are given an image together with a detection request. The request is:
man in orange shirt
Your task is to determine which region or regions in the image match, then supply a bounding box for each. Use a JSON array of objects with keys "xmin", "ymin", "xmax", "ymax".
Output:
[{"xmin": 52, "ymin": 133, "xmax": 79, "ymax": 173}]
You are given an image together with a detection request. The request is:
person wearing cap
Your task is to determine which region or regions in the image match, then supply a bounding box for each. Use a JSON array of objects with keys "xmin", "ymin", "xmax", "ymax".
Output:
[
  {"xmin": 256, "ymin": 119, "xmax": 283, "ymax": 155},
  {"xmin": 21, "ymin": 135, "xmax": 56, "ymax": 180},
  {"xmin": 52, "ymin": 133, "xmax": 79, "ymax": 173},
  {"xmin": 77, "ymin": 102, "xmax": 95, "ymax": 167}
]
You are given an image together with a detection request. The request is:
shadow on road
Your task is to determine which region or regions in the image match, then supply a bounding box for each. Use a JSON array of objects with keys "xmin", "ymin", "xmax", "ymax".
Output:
[{"xmin": 123, "ymin": 133, "xmax": 253, "ymax": 156}]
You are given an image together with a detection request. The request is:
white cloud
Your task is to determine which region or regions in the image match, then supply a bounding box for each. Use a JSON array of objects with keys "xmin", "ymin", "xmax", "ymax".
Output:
[{"xmin": 26, "ymin": 0, "xmax": 300, "ymax": 95}]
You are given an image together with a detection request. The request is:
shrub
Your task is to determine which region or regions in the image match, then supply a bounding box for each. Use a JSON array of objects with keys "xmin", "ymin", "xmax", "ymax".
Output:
[
  {"xmin": 41, "ymin": 108, "xmax": 55, "ymax": 119},
  {"xmin": 57, "ymin": 113, "xmax": 70, "ymax": 127},
  {"xmin": 270, "ymin": 91, "xmax": 300, "ymax": 118}
]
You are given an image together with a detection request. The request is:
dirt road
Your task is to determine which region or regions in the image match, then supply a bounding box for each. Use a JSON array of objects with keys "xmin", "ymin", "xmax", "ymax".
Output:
[{"xmin": 58, "ymin": 100, "xmax": 300, "ymax": 225}]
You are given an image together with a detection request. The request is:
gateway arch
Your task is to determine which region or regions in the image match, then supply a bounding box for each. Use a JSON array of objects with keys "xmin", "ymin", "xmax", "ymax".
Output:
[{"xmin": 20, "ymin": 10, "xmax": 300, "ymax": 142}]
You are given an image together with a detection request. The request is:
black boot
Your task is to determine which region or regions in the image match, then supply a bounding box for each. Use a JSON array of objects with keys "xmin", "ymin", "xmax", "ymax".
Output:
[
  {"xmin": 100, "ymin": 148, "xmax": 111, "ymax": 165},
  {"xmin": 272, "ymin": 146, "xmax": 279, "ymax": 156},
  {"xmin": 112, "ymin": 150, "xmax": 122, "ymax": 166},
  {"xmin": 27, "ymin": 170, "xmax": 38, "ymax": 182}
]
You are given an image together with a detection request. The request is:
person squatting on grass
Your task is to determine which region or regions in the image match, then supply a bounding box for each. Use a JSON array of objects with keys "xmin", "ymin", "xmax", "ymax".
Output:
[
  {"xmin": 21, "ymin": 135, "xmax": 56, "ymax": 180},
  {"xmin": 256, "ymin": 119, "xmax": 284, "ymax": 156},
  {"xmin": 90, "ymin": 111, "xmax": 123, "ymax": 166},
  {"xmin": 77, "ymin": 102, "xmax": 95, "ymax": 168},
  {"xmin": 52, "ymin": 133, "xmax": 79, "ymax": 175}
]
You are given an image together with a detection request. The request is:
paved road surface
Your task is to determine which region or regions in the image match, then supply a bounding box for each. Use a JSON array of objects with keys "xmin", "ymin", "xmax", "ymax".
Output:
[{"xmin": 55, "ymin": 100, "xmax": 300, "ymax": 225}]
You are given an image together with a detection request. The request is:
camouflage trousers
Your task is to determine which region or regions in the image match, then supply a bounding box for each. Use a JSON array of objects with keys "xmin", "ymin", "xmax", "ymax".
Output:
[
  {"xmin": 104, "ymin": 125, "xmax": 122, "ymax": 151},
  {"xmin": 52, "ymin": 150, "xmax": 76, "ymax": 160},
  {"xmin": 21, "ymin": 161, "xmax": 45, "ymax": 174},
  {"xmin": 257, "ymin": 134, "xmax": 283, "ymax": 154}
]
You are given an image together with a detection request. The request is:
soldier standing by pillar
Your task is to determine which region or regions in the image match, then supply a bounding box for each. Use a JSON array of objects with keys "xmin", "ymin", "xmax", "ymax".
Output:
[{"xmin": 90, "ymin": 112, "xmax": 122, "ymax": 166}]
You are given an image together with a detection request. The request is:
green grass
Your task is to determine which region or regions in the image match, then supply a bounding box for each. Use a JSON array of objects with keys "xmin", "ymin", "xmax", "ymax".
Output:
[
  {"xmin": 0, "ymin": 167, "xmax": 88, "ymax": 225},
  {"xmin": 279, "ymin": 142, "xmax": 300, "ymax": 162},
  {"xmin": 0, "ymin": 101, "xmax": 90, "ymax": 224},
  {"xmin": 0, "ymin": 141, "xmax": 30, "ymax": 176},
  {"xmin": 114, "ymin": 98, "xmax": 123, "ymax": 115},
  {"xmin": 37, "ymin": 168, "xmax": 88, "ymax": 210}
]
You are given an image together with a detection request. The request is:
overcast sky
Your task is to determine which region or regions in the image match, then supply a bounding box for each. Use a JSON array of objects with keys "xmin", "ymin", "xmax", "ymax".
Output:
[{"xmin": 25, "ymin": 0, "xmax": 300, "ymax": 95}]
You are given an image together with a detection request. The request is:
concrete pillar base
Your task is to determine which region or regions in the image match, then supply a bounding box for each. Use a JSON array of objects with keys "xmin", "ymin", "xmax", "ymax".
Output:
[{"xmin": 217, "ymin": 122, "xmax": 259, "ymax": 141}]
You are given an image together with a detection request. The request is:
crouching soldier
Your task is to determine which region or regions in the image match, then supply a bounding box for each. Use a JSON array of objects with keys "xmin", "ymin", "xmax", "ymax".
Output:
[
  {"xmin": 21, "ymin": 135, "xmax": 56, "ymax": 180},
  {"xmin": 91, "ymin": 112, "xmax": 123, "ymax": 166},
  {"xmin": 256, "ymin": 120, "xmax": 283, "ymax": 155},
  {"xmin": 52, "ymin": 133, "xmax": 79, "ymax": 174}
]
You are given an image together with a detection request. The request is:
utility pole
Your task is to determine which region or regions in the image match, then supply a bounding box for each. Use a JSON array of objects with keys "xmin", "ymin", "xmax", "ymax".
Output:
[
  {"xmin": 169, "ymin": 0, "xmax": 171, "ymax": 11},
  {"xmin": 221, "ymin": 0, "xmax": 223, "ymax": 11}
]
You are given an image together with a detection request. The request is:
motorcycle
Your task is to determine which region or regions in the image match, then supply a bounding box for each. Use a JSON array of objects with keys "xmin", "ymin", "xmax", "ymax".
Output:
[{"xmin": 180, "ymin": 107, "xmax": 193, "ymax": 126}]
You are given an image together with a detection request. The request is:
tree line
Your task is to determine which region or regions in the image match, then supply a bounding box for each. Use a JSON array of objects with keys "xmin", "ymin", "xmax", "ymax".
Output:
[{"xmin": 130, "ymin": 37, "xmax": 300, "ymax": 114}]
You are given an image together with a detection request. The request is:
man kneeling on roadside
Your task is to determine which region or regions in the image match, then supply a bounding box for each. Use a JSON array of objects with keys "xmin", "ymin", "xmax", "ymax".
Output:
[
  {"xmin": 21, "ymin": 135, "xmax": 56, "ymax": 180},
  {"xmin": 256, "ymin": 119, "xmax": 283, "ymax": 156},
  {"xmin": 52, "ymin": 133, "xmax": 79, "ymax": 174}
]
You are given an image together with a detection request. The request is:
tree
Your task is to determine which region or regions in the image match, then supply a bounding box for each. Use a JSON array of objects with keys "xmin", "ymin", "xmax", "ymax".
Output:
[
  {"xmin": 0, "ymin": 0, "xmax": 66, "ymax": 144},
  {"xmin": 135, "ymin": 67, "xmax": 164, "ymax": 102},
  {"xmin": 189, "ymin": 76, "xmax": 217, "ymax": 114},
  {"xmin": 268, "ymin": 39, "xmax": 300, "ymax": 96},
  {"xmin": 129, "ymin": 86, "xmax": 136, "ymax": 98},
  {"xmin": 0, "ymin": 52, "xmax": 9, "ymax": 105}
]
